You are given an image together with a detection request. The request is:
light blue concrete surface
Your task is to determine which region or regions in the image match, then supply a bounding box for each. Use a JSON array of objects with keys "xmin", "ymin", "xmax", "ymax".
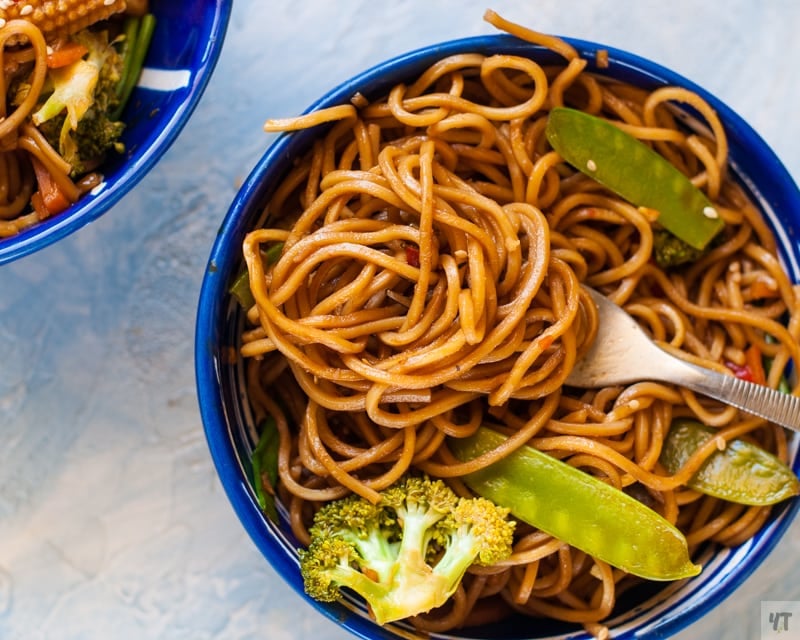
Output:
[{"xmin": 2, "ymin": 1, "xmax": 799, "ymax": 638}]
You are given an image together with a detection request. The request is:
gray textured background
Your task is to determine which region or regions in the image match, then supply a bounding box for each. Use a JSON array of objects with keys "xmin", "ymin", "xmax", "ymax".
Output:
[{"xmin": 2, "ymin": 1, "xmax": 799, "ymax": 638}]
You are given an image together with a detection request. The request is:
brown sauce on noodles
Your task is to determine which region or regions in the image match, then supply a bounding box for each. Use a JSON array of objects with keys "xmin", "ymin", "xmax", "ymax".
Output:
[{"xmin": 238, "ymin": 10, "xmax": 800, "ymax": 637}]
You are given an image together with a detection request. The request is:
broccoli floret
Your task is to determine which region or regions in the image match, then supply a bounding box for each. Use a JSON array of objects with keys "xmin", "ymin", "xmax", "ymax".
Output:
[
  {"xmin": 74, "ymin": 113, "xmax": 125, "ymax": 169},
  {"xmin": 36, "ymin": 109, "xmax": 125, "ymax": 175},
  {"xmin": 299, "ymin": 475, "xmax": 515, "ymax": 625},
  {"xmin": 653, "ymin": 228, "xmax": 707, "ymax": 268},
  {"xmin": 32, "ymin": 29, "xmax": 125, "ymax": 174}
]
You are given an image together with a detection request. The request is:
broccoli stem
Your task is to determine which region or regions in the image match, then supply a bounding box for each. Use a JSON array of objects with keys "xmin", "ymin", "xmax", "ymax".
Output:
[
  {"xmin": 326, "ymin": 561, "xmax": 391, "ymax": 604},
  {"xmin": 433, "ymin": 532, "xmax": 481, "ymax": 584}
]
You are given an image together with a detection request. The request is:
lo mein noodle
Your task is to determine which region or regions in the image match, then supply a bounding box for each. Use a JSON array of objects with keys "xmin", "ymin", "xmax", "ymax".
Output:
[{"xmin": 237, "ymin": 10, "xmax": 800, "ymax": 638}]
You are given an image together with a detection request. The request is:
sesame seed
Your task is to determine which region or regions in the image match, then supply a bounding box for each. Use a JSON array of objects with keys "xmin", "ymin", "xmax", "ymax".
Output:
[
  {"xmin": 0, "ymin": 19, "xmax": 6, "ymax": 29},
  {"xmin": 20, "ymin": 5, "xmax": 33, "ymax": 16},
  {"xmin": 46, "ymin": 46, "xmax": 53, "ymax": 55},
  {"xmin": 586, "ymin": 159, "xmax": 597, "ymax": 172},
  {"xmin": 703, "ymin": 206, "xmax": 719, "ymax": 219},
  {"xmin": 104, "ymin": 0, "xmax": 116, "ymax": 5}
]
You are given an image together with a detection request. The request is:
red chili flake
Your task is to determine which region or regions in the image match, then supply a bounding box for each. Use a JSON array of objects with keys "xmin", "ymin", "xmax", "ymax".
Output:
[
  {"xmin": 726, "ymin": 361, "xmax": 755, "ymax": 382},
  {"xmin": 405, "ymin": 245, "xmax": 420, "ymax": 268}
]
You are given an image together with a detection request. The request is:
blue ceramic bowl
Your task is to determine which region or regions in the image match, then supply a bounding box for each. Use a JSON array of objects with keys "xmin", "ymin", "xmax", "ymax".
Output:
[
  {"xmin": 0, "ymin": 0, "xmax": 232, "ymax": 265},
  {"xmin": 195, "ymin": 34, "xmax": 800, "ymax": 640}
]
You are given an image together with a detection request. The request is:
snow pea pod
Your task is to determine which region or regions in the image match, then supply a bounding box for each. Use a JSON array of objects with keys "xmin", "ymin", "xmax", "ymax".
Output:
[
  {"xmin": 251, "ymin": 417, "xmax": 280, "ymax": 523},
  {"xmin": 449, "ymin": 426, "xmax": 700, "ymax": 581},
  {"xmin": 229, "ymin": 268, "xmax": 256, "ymax": 309},
  {"xmin": 229, "ymin": 242, "xmax": 285, "ymax": 309},
  {"xmin": 545, "ymin": 107, "xmax": 724, "ymax": 250},
  {"xmin": 660, "ymin": 418, "xmax": 800, "ymax": 506}
]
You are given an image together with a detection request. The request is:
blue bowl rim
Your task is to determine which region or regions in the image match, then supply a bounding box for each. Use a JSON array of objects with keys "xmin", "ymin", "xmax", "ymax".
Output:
[
  {"xmin": 195, "ymin": 32, "xmax": 800, "ymax": 640},
  {"xmin": 0, "ymin": 0, "xmax": 234, "ymax": 266}
]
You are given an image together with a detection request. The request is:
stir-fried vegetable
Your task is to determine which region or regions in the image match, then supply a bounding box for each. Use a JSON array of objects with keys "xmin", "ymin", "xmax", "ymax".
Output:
[
  {"xmin": 12, "ymin": 11, "xmax": 155, "ymax": 181},
  {"xmin": 545, "ymin": 106, "xmax": 724, "ymax": 250},
  {"xmin": 660, "ymin": 418, "xmax": 800, "ymax": 506},
  {"xmin": 230, "ymin": 243, "xmax": 285, "ymax": 309},
  {"xmin": 299, "ymin": 475, "xmax": 515, "ymax": 625},
  {"xmin": 30, "ymin": 158, "xmax": 70, "ymax": 218},
  {"xmin": 112, "ymin": 13, "xmax": 156, "ymax": 120},
  {"xmin": 449, "ymin": 426, "xmax": 700, "ymax": 580},
  {"xmin": 32, "ymin": 29, "xmax": 122, "ymax": 170},
  {"xmin": 251, "ymin": 417, "xmax": 280, "ymax": 523},
  {"xmin": 653, "ymin": 228, "xmax": 707, "ymax": 268}
]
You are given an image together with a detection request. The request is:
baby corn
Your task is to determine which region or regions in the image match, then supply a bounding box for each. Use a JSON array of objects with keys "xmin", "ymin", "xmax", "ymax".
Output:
[{"xmin": 0, "ymin": 0, "xmax": 128, "ymax": 42}]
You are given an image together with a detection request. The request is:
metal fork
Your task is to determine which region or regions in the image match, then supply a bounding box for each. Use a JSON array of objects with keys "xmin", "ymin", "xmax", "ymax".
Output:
[{"xmin": 565, "ymin": 287, "xmax": 800, "ymax": 434}]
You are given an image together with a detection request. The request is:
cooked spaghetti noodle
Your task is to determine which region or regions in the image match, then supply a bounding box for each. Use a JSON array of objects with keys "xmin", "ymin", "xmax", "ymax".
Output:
[
  {"xmin": 0, "ymin": 20, "xmax": 51, "ymax": 236},
  {"xmin": 238, "ymin": 10, "xmax": 800, "ymax": 637}
]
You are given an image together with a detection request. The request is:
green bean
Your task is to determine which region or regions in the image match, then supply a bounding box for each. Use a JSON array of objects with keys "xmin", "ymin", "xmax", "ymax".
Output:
[
  {"xmin": 114, "ymin": 16, "xmax": 140, "ymax": 99},
  {"xmin": 660, "ymin": 418, "xmax": 800, "ymax": 506},
  {"xmin": 545, "ymin": 107, "xmax": 724, "ymax": 250},
  {"xmin": 449, "ymin": 426, "xmax": 700, "ymax": 581},
  {"xmin": 112, "ymin": 14, "xmax": 157, "ymax": 121}
]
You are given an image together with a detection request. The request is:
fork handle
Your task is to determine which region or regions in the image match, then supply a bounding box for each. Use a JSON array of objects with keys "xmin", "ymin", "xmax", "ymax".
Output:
[{"xmin": 659, "ymin": 357, "xmax": 800, "ymax": 433}]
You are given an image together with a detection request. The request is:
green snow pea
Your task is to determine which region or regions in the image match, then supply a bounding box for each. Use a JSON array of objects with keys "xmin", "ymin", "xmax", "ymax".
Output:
[
  {"xmin": 229, "ymin": 268, "xmax": 257, "ymax": 310},
  {"xmin": 660, "ymin": 418, "xmax": 800, "ymax": 506},
  {"xmin": 251, "ymin": 416, "xmax": 280, "ymax": 523},
  {"xmin": 229, "ymin": 242, "xmax": 285, "ymax": 309},
  {"xmin": 449, "ymin": 426, "xmax": 700, "ymax": 581},
  {"xmin": 545, "ymin": 107, "xmax": 724, "ymax": 250}
]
